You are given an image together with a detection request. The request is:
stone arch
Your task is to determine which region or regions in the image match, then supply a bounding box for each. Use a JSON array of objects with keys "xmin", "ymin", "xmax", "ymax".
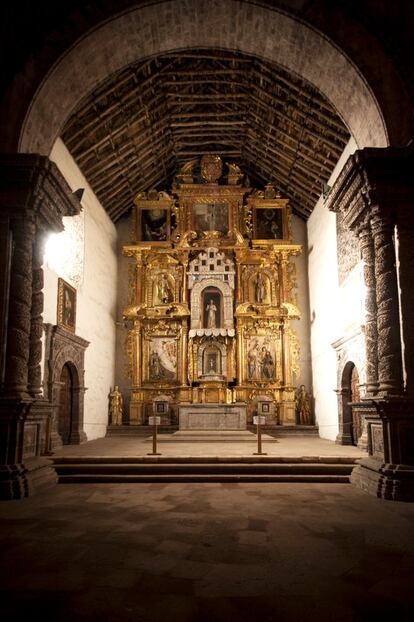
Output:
[
  {"xmin": 15, "ymin": 0, "xmax": 397, "ymax": 156},
  {"xmin": 43, "ymin": 324, "xmax": 89, "ymax": 449},
  {"xmin": 336, "ymin": 360, "xmax": 361, "ymax": 446}
]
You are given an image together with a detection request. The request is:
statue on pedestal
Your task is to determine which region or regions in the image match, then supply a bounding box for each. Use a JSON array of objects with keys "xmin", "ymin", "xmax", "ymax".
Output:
[
  {"xmin": 295, "ymin": 385, "xmax": 313, "ymax": 425},
  {"xmin": 109, "ymin": 386, "xmax": 123, "ymax": 425}
]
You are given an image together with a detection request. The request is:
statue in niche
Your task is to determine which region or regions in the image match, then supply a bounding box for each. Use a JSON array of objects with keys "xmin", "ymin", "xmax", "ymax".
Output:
[
  {"xmin": 295, "ymin": 385, "xmax": 313, "ymax": 425},
  {"xmin": 109, "ymin": 386, "xmax": 123, "ymax": 425},
  {"xmin": 206, "ymin": 299, "xmax": 217, "ymax": 328},
  {"xmin": 254, "ymin": 272, "xmax": 267, "ymax": 304},
  {"xmin": 157, "ymin": 273, "xmax": 172, "ymax": 304}
]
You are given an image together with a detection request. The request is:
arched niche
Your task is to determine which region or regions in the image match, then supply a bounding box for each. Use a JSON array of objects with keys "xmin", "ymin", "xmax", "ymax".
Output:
[
  {"xmin": 249, "ymin": 270, "xmax": 273, "ymax": 305},
  {"xmin": 15, "ymin": 1, "xmax": 397, "ymax": 156},
  {"xmin": 150, "ymin": 271, "xmax": 175, "ymax": 306},
  {"xmin": 190, "ymin": 278, "xmax": 234, "ymax": 332},
  {"xmin": 197, "ymin": 340, "xmax": 227, "ymax": 380},
  {"xmin": 202, "ymin": 287, "xmax": 223, "ymax": 329}
]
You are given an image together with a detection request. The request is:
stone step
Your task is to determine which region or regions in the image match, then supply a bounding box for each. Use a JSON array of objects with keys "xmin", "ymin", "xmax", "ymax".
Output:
[
  {"xmin": 57, "ymin": 473, "xmax": 350, "ymax": 484},
  {"xmin": 53, "ymin": 459, "xmax": 356, "ymax": 484},
  {"xmin": 53, "ymin": 456, "xmax": 358, "ymax": 465},
  {"xmin": 54, "ymin": 462, "xmax": 353, "ymax": 475}
]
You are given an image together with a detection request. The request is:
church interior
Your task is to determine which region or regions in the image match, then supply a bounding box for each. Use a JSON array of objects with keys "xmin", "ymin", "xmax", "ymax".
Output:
[{"xmin": 1, "ymin": 1, "xmax": 414, "ymax": 620}]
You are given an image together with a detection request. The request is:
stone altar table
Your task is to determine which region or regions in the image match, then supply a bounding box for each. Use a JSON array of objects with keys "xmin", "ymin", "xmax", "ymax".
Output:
[{"xmin": 179, "ymin": 403, "xmax": 247, "ymax": 430}]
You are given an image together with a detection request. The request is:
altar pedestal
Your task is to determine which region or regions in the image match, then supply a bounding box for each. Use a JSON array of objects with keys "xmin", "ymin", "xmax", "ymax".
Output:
[{"xmin": 179, "ymin": 403, "xmax": 247, "ymax": 430}]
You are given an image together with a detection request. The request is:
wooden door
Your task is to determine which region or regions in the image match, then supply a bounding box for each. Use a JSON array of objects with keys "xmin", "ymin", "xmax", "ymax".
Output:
[{"xmin": 58, "ymin": 364, "xmax": 73, "ymax": 444}]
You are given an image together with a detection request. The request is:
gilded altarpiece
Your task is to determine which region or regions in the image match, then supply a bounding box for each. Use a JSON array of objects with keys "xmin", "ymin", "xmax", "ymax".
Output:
[{"xmin": 123, "ymin": 156, "xmax": 301, "ymax": 425}]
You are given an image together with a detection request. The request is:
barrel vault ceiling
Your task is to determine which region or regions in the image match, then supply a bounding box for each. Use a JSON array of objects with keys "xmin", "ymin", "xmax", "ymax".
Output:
[{"xmin": 61, "ymin": 49, "xmax": 350, "ymax": 222}]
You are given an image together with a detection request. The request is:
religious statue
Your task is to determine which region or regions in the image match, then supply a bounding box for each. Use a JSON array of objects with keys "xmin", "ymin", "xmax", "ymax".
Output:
[
  {"xmin": 295, "ymin": 385, "xmax": 313, "ymax": 425},
  {"xmin": 157, "ymin": 273, "xmax": 172, "ymax": 304},
  {"xmin": 254, "ymin": 272, "xmax": 267, "ymax": 304},
  {"xmin": 206, "ymin": 299, "xmax": 217, "ymax": 328},
  {"xmin": 109, "ymin": 386, "xmax": 123, "ymax": 425}
]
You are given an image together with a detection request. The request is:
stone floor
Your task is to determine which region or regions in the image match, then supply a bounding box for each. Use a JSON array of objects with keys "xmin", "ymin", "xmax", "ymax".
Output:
[{"xmin": 1, "ymin": 477, "xmax": 414, "ymax": 620}]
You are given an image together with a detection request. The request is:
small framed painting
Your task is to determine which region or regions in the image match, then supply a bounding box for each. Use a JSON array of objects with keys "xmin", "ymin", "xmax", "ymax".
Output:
[
  {"xmin": 253, "ymin": 206, "xmax": 285, "ymax": 240},
  {"xmin": 57, "ymin": 278, "xmax": 76, "ymax": 332},
  {"xmin": 138, "ymin": 207, "xmax": 170, "ymax": 243}
]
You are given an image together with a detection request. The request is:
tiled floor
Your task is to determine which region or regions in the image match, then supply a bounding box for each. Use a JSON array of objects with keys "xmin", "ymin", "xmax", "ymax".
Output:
[{"xmin": 1, "ymin": 477, "xmax": 414, "ymax": 621}]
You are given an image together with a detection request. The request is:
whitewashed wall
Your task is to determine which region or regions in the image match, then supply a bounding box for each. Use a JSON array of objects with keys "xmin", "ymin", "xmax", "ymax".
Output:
[
  {"xmin": 43, "ymin": 138, "xmax": 118, "ymax": 440},
  {"xmin": 291, "ymin": 216, "xmax": 312, "ymax": 392},
  {"xmin": 307, "ymin": 138, "xmax": 361, "ymax": 440}
]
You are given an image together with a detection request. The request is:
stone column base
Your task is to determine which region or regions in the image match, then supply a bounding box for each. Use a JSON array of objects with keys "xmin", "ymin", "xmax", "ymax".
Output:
[
  {"xmin": 0, "ymin": 457, "xmax": 57, "ymax": 500},
  {"xmin": 350, "ymin": 457, "xmax": 414, "ymax": 502},
  {"xmin": 0, "ymin": 464, "xmax": 29, "ymax": 500}
]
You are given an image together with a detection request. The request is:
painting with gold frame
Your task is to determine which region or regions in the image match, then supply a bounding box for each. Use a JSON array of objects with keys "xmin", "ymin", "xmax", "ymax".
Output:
[
  {"xmin": 57, "ymin": 278, "xmax": 76, "ymax": 332},
  {"xmin": 253, "ymin": 205, "xmax": 287, "ymax": 241},
  {"xmin": 246, "ymin": 335, "xmax": 277, "ymax": 382},
  {"xmin": 146, "ymin": 336, "xmax": 178, "ymax": 383},
  {"xmin": 192, "ymin": 202, "xmax": 229, "ymax": 235},
  {"xmin": 137, "ymin": 207, "xmax": 171, "ymax": 244}
]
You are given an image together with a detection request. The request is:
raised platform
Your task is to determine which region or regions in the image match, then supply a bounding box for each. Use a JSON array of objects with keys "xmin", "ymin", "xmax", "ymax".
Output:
[
  {"xmin": 51, "ymin": 435, "xmax": 365, "ymax": 483},
  {"xmin": 153, "ymin": 430, "xmax": 278, "ymax": 443}
]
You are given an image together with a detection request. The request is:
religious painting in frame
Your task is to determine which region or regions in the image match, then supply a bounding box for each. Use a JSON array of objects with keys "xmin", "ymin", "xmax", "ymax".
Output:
[
  {"xmin": 57, "ymin": 278, "xmax": 76, "ymax": 332},
  {"xmin": 246, "ymin": 335, "xmax": 277, "ymax": 382},
  {"xmin": 192, "ymin": 202, "xmax": 229, "ymax": 235},
  {"xmin": 253, "ymin": 206, "xmax": 287, "ymax": 241},
  {"xmin": 137, "ymin": 207, "xmax": 171, "ymax": 244},
  {"xmin": 147, "ymin": 337, "xmax": 178, "ymax": 383}
]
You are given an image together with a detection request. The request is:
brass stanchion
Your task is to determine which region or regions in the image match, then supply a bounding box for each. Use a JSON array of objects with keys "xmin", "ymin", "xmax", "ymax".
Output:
[
  {"xmin": 253, "ymin": 415, "xmax": 267, "ymax": 455},
  {"xmin": 147, "ymin": 415, "xmax": 162, "ymax": 456}
]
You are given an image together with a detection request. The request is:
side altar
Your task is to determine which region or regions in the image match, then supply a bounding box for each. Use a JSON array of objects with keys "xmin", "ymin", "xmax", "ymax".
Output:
[{"xmin": 123, "ymin": 155, "xmax": 301, "ymax": 427}]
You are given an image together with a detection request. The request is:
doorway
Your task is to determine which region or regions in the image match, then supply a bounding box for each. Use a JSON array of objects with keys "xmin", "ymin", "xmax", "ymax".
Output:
[{"xmin": 58, "ymin": 363, "xmax": 74, "ymax": 444}]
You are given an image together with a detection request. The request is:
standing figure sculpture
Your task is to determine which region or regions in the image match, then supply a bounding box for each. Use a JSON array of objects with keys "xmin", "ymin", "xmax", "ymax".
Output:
[
  {"xmin": 109, "ymin": 386, "xmax": 123, "ymax": 425},
  {"xmin": 157, "ymin": 273, "xmax": 172, "ymax": 304},
  {"xmin": 254, "ymin": 272, "xmax": 267, "ymax": 304},
  {"xmin": 206, "ymin": 299, "xmax": 217, "ymax": 328},
  {"xmin": 295, "ymin": 385, "xmax": 313, "ymax": 425}
]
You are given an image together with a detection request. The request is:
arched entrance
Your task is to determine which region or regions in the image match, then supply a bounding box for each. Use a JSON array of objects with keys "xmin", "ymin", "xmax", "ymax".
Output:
[
  {"xmin": 337, "ymin": 361, "xmax": 362, "ymax": 447},
  {"xmin": 58, "ymin": 363, "xmax": 74, "ymax": 444}
]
